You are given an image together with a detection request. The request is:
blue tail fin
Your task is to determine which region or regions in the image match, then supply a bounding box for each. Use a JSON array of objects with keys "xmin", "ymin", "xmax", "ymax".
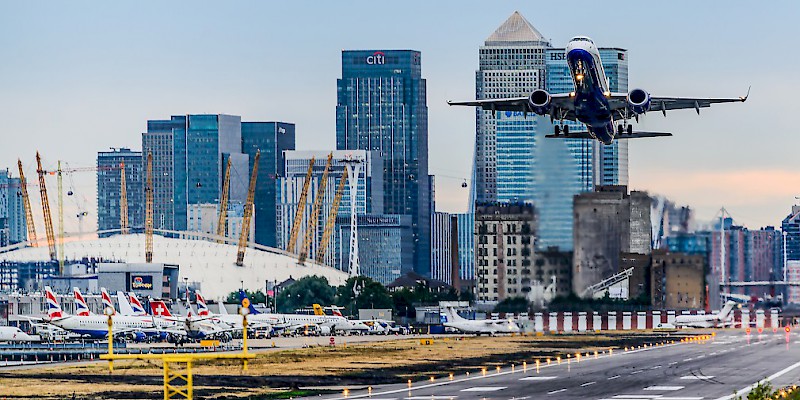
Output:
[{"xmin": 239, "ymin": 290, "xmax": 261, "ymax": 314}]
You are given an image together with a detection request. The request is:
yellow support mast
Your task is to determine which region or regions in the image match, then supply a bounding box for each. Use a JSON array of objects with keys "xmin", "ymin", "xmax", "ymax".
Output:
[
  {"xmin": 17, "ymin": 159, "xmax": 37, "ymax": 247},
  {"xmin": 57, "ymin": 161, "xmax": 65, "ymax": 271},
  {"xmin": 145, "ymin": 152, "xmax": 154, "ymax": 263},
  {"xmin": 299, "ymin": 153, "xmax": 332, "ymax": 264},
  {"xmin": 316, "ymin": 168, "xmax": 347, "ymax": 263},
  {"xmin": 216, "ymin": 158, "xmax": 232, "ymax": 243},
  {"xmin": 120, "ymin": 161, "xmax": 128, "ymax": 234},
  {"xmin": 35, "ymin": 152, "xmax": 57, "ymax": 262},
  {"xmin": 286, "ymin": 157, "xmax": 315, "ymax": 254},
  {"xmin": 236, "ymin": 151, "xmax": 259, "ymax": 266}
]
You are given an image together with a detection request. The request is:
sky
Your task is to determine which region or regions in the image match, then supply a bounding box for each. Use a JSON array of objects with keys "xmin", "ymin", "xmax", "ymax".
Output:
[{"xmin": 1, "ymin": 1, "xmax": 798, "ymax": 233}]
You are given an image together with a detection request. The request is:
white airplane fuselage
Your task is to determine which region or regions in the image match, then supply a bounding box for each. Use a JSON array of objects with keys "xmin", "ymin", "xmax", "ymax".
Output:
[{"xmin": 0, "ymin": 326, "xmax": 37, "ymax": 342}]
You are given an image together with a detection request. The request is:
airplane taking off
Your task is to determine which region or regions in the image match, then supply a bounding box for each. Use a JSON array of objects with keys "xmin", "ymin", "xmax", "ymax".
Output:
[
  {"xmin": 440, "ymin": 307, "xmax": 521, "ymax": 335},
  {"xmin": 448, "ymin": 36, "xmax": 748, "ymax": 145},
  {"xmin": 674, "ymin": 301, "xmax": 739, "ymax": 328}
]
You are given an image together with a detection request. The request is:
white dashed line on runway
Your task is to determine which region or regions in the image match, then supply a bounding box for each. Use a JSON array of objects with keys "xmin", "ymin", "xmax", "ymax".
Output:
[
  {"xmin": 547, "ymin": 389, "xmax": 567, "ymax": 395},
  {"xmin": 460, "ymin": 387, "xmax": 506, "ymax": 392},
  {"xmin": 608, "ymin": 375, "xmax": 621, "ymax": 380},
  {"xmin": 581, "ymin": 381, "xmax": 596, "ymax": 387},
  {"xmin": 643, "ymin": 385, "xmax": 685, "ymax": 391},
  {"xmin": 681, "ymin": 375, "xmax": 715, "ymax": 380},
  {"xmin": 519, "ymin": 376, "xmax": 557, "ymax": 381}
]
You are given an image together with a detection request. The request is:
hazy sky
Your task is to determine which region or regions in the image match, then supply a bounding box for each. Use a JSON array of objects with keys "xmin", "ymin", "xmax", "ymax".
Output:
[{"xmin": 1, "ymin": 1, "xmax": 798, "ymax": 233}]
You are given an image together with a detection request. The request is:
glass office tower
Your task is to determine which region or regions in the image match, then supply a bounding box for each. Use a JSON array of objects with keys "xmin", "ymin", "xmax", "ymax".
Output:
[{"xmin": 336, "ymin": 49, "xmax": 431, "ymax": 275}]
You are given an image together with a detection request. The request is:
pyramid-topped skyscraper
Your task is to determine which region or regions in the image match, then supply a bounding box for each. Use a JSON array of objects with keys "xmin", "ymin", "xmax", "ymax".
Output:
[{"xmin": 473, "ymin": 12, "xmax": 550, "ymax": 204}]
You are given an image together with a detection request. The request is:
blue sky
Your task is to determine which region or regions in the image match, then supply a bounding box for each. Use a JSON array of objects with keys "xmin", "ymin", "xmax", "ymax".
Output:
[{"xmin": 1, "ymin": 1, "xmax": 798, "ymax": 231}]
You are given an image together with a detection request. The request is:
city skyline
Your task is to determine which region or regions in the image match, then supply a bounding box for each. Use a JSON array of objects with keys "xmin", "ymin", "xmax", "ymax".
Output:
[{"xmin": 1, "ymin": 1, "xmax": 798, "ymax": 233}]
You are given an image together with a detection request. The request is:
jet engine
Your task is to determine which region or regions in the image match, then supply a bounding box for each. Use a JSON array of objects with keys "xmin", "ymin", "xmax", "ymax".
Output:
[
  {"xmin": 627, "ymin": 88, "xmax": 651, "ymax": 114},
  {"xmin": 528, "ymin": 89, "xmax": 551, "ymax": 115}
]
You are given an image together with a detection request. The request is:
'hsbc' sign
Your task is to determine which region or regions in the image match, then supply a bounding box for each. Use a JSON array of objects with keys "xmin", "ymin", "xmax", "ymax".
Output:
[{"xmin": 366, "ymin": 51, "xmax": 385, "ymax": 65}]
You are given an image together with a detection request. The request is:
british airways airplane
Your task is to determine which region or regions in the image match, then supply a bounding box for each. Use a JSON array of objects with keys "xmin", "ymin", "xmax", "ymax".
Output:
[{"xmin": 449, "ymin": 36, "xmax": 749, "ymax": 145}]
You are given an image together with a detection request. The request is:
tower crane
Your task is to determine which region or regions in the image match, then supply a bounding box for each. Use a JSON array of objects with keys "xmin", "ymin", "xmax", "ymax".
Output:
[
  {"xmin": 286, "ymin": 157, "xmax": 315, "ymax": 254},
  {"xmin": 316, "ymin": 168, "xmax": 347, "ymax": 263},
  {"xmin": 299, "ymin": 153, "xmax": 332, "ymax": 264},
  {"xmin": 216, "ymin": 157, "xmax": 232, "ymax": 243},
  {"xmin": 236, "ymin": 151, "xmax": 259, "ymax": 266},
  {"xmin": 16, "ymin": 160, "xmax": 37, "ymax": 247},
  {"xmin": 120, "ymin": 161, "xmax": 128, "ymax": 234},
  {"xmin": 35, "ymin": 152, "xmax": 57, "ymax": 263},
  {"xmin": 145, "ymin": 152, "xmax": 154, "ymax": 263},
  {"xmin": 57, "ymin": 161, "xmax": 64, "ymax": 271}
]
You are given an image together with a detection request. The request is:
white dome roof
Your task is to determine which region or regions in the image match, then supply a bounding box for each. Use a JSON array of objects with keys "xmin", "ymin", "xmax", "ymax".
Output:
[{"xmin": 0, "ymin": 234, "xmax": 348, "ymax": 298}]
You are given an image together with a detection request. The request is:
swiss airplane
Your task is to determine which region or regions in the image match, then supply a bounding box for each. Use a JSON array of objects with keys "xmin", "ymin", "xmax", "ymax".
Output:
[{"xmin": 448, "ymin": 36, "xmax": 748, "ymax": 145}]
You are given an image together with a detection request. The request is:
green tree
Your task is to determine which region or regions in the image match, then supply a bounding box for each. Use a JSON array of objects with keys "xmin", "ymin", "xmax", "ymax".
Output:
[
  {"xmin": 275, "ymin": 275, "xmax": 336, "ymax": 313},
  {"xmin": 335, "ymin": 276, "xmax": 393, "ymax": 316},
  {"xmin": 225, "ymin": 289, "xmax": 266, "ymax": 305},
  {"xmin": 493, "ymin": 297, "xmax": 530, "ymax": 314}
]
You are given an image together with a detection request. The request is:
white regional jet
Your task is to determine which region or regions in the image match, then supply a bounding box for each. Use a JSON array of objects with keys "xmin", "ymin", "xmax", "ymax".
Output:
[
  {"xmin": 674, "ymin": 301, "xmax": 738, "ymax": 328},
  {"xmin": 440, "ymin": 307, "xmax": 521, "ymax": 335},
  {"xmin": 449, "ymin": 36, "xmax": 748, "ymax": 145},
  {"xmin": 0, "ymin": 326, "xmax": 37, "ymax": 342}
]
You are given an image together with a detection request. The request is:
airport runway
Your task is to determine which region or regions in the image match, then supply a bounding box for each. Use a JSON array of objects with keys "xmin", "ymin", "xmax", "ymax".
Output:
[{"xmin": 313, "ymin": 330, "xmax": 800, "ymax": 400}]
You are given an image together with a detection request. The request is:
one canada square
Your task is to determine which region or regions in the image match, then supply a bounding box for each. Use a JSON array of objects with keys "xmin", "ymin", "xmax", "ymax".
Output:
[{"xmin": 472, "ymin": 12, "xmax": 629, "ymax": 251}]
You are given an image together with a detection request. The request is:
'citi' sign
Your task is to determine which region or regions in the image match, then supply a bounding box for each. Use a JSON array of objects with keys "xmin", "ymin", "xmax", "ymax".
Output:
[{"xmin": 367, "ymin": 51, "xmax": 386, "ymax": 65}]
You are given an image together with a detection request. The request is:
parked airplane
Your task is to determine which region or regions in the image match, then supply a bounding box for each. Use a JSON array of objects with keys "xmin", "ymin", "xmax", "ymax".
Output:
[
  {"xmin": 440, "ymin": 307, "xmax": 521, "ymax": 335},
  {"xmin": 73, "ymin": 287, "xmax": 92, "ymax": 317},
  {"xmin": 0, "ymin": 326, "xmax": 37, "ymax": 342},
  {"xmin": 239, "ymin": 292, "xmax": 355, "ymax": 335},
  {"xmin": 194, "ymin": 291, "xmax": 275, "ymax": 331},
  {"xmin": 674, "ymin": 301, "xmax": 739, "ymax": 328},
  {"xmin": 448, "ymin": 36, "xmax": 748, "ymax": 145},
  {"xmin": 37, "ymin": 287, "xmax": 157, "ymax": 341}
]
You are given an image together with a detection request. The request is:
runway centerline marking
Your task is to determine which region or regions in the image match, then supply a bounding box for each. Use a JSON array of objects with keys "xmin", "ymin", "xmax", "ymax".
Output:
[
  {"xmin": 460, "ymin": 387, "xmax": 506, "ymax": 392},
  {"xmin": 631, "ymin": 370, "xmax": 643, "ymax": 374},
  {"xmin": 581, "ymin": 381, "xmax": 596, "ymax": 387},
  {"xmin": 519, "ymin": 376, "xmax": 556, "ymax": 381},
  {"xmin": 608, "ymin": 375, "xmax": 621, "ymax": 380},
  {"xmin": 644, "ymin": 386, "xmax": 684, "ymax": 391},
  {"xmin": 547, "ymin": 388, "xmax": 567, "ymax": 395},
  {"xmin": 681, "ymin": 375, "xmax": 715, "ymax": 380}
]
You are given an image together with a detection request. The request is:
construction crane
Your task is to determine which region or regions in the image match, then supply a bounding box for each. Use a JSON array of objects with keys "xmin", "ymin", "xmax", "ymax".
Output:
[
  {"xmin": 216, "ymin": 157, "xmax": 232, "ymax": 243},
  {"xmin": 120, "ymin": 161, "xmax": 128, "ymax": 234},
  {"xmin": 16, "ymin": 160, "xmax": 37, "ymax": 247},
  {"xmin": 57, "ymin": 161, "xmax": 65, "ymax": 271},
  {"xmin": 236, "ymin": 151, "xmax": 260, "ymax": 266},
  {"xmin": 316, "ymin": 168, "xmax": 347, "ymax": 263},
  {"xmin": 286, "ymin": 157, "xmax": 315, "ymax": 254},
  {"xmin": 35, "ymin": 152, "xmax": 57, "ymax": 262},
  {"xmin": 299, "ymin": 153, "xmax": 332, "ymax": 264},
  {"xmin": 145, "ymin": 152, "xmax": 154, "ymax": 263}
]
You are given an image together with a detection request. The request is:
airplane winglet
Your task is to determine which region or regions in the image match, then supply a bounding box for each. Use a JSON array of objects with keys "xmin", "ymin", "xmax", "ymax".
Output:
[{"xmin": 740, "ymin": 86, "xmax": 751, "ymax": 102}]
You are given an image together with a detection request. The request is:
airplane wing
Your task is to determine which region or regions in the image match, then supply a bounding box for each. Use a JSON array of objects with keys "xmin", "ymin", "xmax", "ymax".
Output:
[
  {"xmin": 545, "ymin": 131, "xmax": 672, "ymax": 140},
  {"xmin": 448, "ymin": 94, "xmax": 577, "ymax": 121},
  {"xmin": 608, "ymin": 89, "xmax": 749, "ymax": 115}
]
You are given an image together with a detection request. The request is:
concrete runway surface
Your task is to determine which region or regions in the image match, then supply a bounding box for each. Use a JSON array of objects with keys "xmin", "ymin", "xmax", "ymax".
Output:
[{"xmin": 311, "ymin": 331, "xmax": 800, "ymax": 400}]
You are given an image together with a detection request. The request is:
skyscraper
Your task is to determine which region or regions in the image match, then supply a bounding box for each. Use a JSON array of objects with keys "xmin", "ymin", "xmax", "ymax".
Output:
[
  {"xmin": 96, "ymin": 148, "xmax": 143, "ymax": 234},
  {"xmin": 241, "ymin": 122, "xmax": 296, "ymax": 247},
  {"xmin": 143, "ymin": 115, "xmax": 249, "ymax": 234},
  {"xmin": 474, "ymin": 12, "xmax": 550, "ymax": 204},
  {"xmin": 336, "ymin": 49, "xmax": 430, "ymax": 275}
]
